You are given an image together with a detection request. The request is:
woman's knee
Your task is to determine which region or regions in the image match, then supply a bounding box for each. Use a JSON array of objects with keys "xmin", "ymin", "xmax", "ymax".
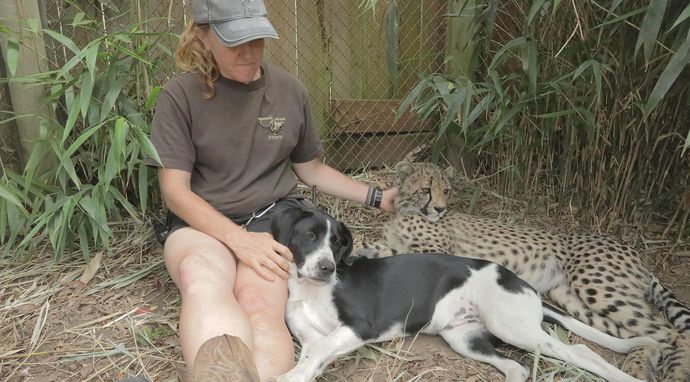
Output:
[
  {"xmin": 235, "ymin": 284, "xmax": 287, "ymax": 322},
  {"xmin": 176, "ymin": 251, "xmax": 236, "ymax": 298}
]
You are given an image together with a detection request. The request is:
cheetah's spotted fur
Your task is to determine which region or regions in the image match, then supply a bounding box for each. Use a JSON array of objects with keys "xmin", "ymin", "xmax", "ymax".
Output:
[{"xmin": 363, "ymin": 161, "xmax": 690, "ymax": 382}]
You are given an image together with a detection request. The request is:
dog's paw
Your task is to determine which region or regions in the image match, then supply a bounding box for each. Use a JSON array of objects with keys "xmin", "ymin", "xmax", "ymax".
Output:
[{"xmin": 272, "ymin": 370, "xmax": 310, "ymax": 382}]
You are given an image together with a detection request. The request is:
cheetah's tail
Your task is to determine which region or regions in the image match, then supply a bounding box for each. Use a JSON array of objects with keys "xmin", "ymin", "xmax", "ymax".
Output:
[
  {"xmin": 542, "ymin": 303, "xmax": 657, "ymax": 353},
  {"xmin": 646, "ymin": 276, "xmax": 690, "ymax": 332}
]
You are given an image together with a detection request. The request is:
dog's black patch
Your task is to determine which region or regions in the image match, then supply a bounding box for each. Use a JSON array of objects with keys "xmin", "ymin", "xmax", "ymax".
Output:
[
  {"xmin": 333, "ymin": 254, "xmax": 490, "ymax": 340},
  {"xmin": 496, "ymin": 266, "xmax": 534, "ymax": 294},
  {"xmin": 469, "ymin": 331, "xmax": 501, "ymax": 356}
]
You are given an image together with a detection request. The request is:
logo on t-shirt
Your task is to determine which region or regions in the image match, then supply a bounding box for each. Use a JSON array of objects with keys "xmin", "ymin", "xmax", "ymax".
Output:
[{"xmin": 258, "ymin": 116, "xmax": 286, "ymax": 140}]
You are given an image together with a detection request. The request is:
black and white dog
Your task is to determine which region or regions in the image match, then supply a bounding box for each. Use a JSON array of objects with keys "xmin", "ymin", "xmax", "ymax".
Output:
[{"xmin": 269, "ymin": 205, "xmax": 655, "ymax": 382}]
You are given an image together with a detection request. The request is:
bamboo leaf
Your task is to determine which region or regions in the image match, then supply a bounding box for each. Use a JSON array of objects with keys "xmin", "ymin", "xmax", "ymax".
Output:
[
  {"xmin": 682, "ymin": 128, "xmax": 690, "ymax": 157},
  {"xmin": 396, "ymin": 77, "xmax": 428, "ymax": 120},
  {"xmin": 572, "ymin": 60, "xmax": 594, "ymax": 79},
  {"xmin": 552, "ymin": 0, "xmax": 562, "ymax": 15},
  {"xmin": 610, "ymin": 0, "xmax": 624, "ymax": 12},
  {"xmin": 114, "ymin": 117, "xmax": 129, "ymax": 157},
  {"xmin": 490, "ymin": 37, "xmax": 527, "ymax": 70},
  {"xmin": 55, "ymin": 140, "xmax": 82, "ymax": 190},
  {"xmin": 43, "ymin": 29, "xmax": 80, "ymax": 54},
  {"xmin": 26, "ymin": 18, "xmax": 40, "ymax": 33},
  {"xmin": 536, "ymin": 109, "xmax": 579, "ymax": 119},
  {"xmin": 431, "ymin": 75, "xmax": 453, "ymax": 96},
  {"xmin": 0, "ymin": 200, "xmax": 6, "ymax": 243},
  {"xmin": 595, "ymin": 7, "xmax": 646, "ymax": 29},
  {"xmin": 460, "ymin": 80, "xmax": 474, "ymax": 134},
  {"xmin": 527, "ymin": 0, "xmax": 547, "ymax": 26},
  {"xmin": 6, "ymin": 38, "xmax": 19, "ymax": 77},
  {"xmin": 439, "ymin": 89, "xmax": 467, "ymax": 138},
  {"xmin": 525, "ymin": 38, "xmax": 538, "ymax": 96},
  {"xmin": 111, "ymin": 42, "xmax": 152, "ymax": 65},
  {"xmin": 62, "ymin": 95, "xmax": 81, "ymax": 144},
  {"xmin": 644, "ymin": 32, "xmax": 690, "ymax": 117},
  {"xmin": 71, "ymin": 12, "xmax": 86, "ymax": 26},
  {"xmin": 17, "ymin": 207, "xmax": 52, "ymax": 249},
  {"xmin": 55, "ymin": 50, "xmax": 86, "ymax": 80},
  {"xmin": 488, "ymin": 70, "xmax": 505, "ymax": 103},
  {"xmin": 132, "ymin": 125, "xmax": 162, "ymax": 165},
  {"xmin": 78, "ymin": 223, "xmax": 91, "ymax": 260},
  {"xmin": 104, "ymin": 142, "xmax": 120, "ymax": 186},
  {"xmin": 635, "ymin": 0, "xmax": 668, "ymax": 63},
  {"xmin": 466, "ymin": 93, "xmax": 494, "ymax": 129},
  {"xmin": 492, "ymin": 103, "xmax": 524, "ymax": 135},
  {"xmin": 78, "ymin": 193, "xmax": 110, "ymax": 234},
  {"xmin": 22, "ymin": 140, "xmax": 49, "ymax": 193},
  {"xmin": 64, "ymin": 122, "xmax": 103, "ymax": 159},
  {"xmin": 85, "ymin": 40, "xmax": 101, "ymax": 80},
  {"xmin": 591, "ymin": 61, "xmax": 602, "ymax": 105},
  {"xmin": 108, "ymin": 187, "xmax": 139, "ymax": 220},
  {"xmin": 103, "ymin": 118, "xmax": 128, "ymax": 184},
  {"xmin": 100, "ymin": 65, "xmax": 123, "ymax": 121},
  {"xmin": 79, "ymin": 71, "xmax": 94, "ymax": 120},
  {"xmin": 5, "ymin": 199, "xmax": 24, "ymax": 253},
  {"xmin": 138, "ymin": 165, "xmax": 149, "ymax": 213},
  {"xmin": 670, "ymin": 2, "xmax": 690, "ymax": 31},
  {"xmin": 144, "ymin": 86, "xmax": 161, "ymax": 110},
  {"xmin": 0, "ymin": 184, "xmax": 28, "ymax": 214}
]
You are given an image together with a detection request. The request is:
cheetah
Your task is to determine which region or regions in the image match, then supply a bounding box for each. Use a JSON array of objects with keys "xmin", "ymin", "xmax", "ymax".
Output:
[{"xmin": 361, "ymin": 161, "xmax": 690, "ymax": 381}]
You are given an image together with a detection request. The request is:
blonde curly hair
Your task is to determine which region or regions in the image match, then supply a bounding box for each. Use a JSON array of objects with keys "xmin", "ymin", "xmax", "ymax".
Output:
[{"xmin": 175, "ymin": 22, "xmax": 219, "ymax": 99}]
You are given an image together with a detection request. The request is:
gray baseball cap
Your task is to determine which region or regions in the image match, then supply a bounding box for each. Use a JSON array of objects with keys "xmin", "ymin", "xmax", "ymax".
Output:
[{"xmin": 192, "ymin": 0, "xmax": 279, "ymax": 47}]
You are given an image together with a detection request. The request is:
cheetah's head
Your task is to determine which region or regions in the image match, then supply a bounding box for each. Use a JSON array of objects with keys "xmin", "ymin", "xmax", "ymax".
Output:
[{"xmin": 394, "ymin": 161, "xmax": 454, "ymax": 223}]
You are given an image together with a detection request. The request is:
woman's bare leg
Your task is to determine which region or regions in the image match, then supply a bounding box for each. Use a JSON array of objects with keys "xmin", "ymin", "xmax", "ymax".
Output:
[
  {"xmin": 164, "ymin": 227, "xmax": 293, "ymax": 380},
  {"xmin": 235, "ymin": 263, "xmax": 294, "ymax": 378}
]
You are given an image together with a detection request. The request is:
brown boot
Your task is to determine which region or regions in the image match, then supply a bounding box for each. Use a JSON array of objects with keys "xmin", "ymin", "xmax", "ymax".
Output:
[{"xmin": 186, "ymin": 334, "xmax": 261, "ymax": 382}]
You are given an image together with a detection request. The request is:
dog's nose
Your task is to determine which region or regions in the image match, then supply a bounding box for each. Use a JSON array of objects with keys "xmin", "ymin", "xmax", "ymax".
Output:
[{"xmin": 317, "ymin": 259, "xmax": 335, "ymax": 276}]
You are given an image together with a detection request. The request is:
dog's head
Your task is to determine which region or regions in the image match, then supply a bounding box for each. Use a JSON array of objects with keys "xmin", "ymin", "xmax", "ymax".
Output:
[{"xmin": 271, "ymin": 206, "xmax": 353, "ymax": 284}]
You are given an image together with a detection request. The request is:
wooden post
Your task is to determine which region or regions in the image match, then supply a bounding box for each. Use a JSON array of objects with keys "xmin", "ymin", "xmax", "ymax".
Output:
[
  {"xmin": 0, "ymin": 53, "xmax": 22, "ymax": 174},
  {"xmin": 446, "ymin": 0, "xmax": 475, "ymax": 78},
  {"xmin": 444, "ymin": 0, "xmax": 476, "ymax": 174},
  {"xmin": 0, "ymin": 0, "xmax": 56, "ymax": 171}
]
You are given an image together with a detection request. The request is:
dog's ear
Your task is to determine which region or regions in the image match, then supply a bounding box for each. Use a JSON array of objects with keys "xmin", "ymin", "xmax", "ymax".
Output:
[
  {"xmin": 271, "ymin": 207, "xmax": 307, "ymax": 245},
  {"xmin": 333, "ymin": 220, "xmax": 354, "ymax": 265}
]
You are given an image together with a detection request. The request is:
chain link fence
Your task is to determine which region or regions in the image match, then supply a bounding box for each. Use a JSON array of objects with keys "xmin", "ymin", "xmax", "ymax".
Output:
[{"xmin": 42, "ymin": 0, "xmax": 448, "ymax": 170}]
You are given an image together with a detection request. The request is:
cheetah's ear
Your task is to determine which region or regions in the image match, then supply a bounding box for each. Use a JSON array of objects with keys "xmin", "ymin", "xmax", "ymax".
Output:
[
  {"xmin": 395, "ymin": 160, "xmax": 414, "ymax": 180},
  {"xmin": 443, "ymin": 165, "xmax": 455, "ymax": 180}
]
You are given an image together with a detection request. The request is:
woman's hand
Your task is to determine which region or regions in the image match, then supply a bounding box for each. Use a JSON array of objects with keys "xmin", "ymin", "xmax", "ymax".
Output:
[
  {"xmin": 227, "ymin": 230, "xmax": 293, "ymax": 282},
  {"xmin": 380, "ymin": 187, "xmax": 398, "ymax": 213}
]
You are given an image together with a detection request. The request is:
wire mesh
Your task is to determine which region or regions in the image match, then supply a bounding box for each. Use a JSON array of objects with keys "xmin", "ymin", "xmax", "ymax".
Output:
[{"xmin": 42, "ymin": 0, "xmax": 448, "ymax": 170}]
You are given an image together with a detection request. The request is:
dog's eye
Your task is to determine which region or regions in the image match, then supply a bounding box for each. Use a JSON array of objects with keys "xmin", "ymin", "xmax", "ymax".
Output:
[{"xmin": 305, "ymin": 231, "xmax": 316, "ymax": 241}]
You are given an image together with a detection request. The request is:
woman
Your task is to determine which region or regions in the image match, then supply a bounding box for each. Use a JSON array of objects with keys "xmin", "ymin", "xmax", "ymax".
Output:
[{"xmin": 146, "ymin": 0, "xmax": 396, "ymax": 381}]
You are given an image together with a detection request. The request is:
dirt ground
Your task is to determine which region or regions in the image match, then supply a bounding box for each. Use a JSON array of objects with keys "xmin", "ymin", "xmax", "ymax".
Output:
[{"xmin": 1, "ymin": 171, "xmax": 689, "ymax": 382}]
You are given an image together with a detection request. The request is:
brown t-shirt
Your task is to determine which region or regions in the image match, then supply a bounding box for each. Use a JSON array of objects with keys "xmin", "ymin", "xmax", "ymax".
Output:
[{"xmin": 146, "ymin": 63, "xmax": 324, "ymax": 218}]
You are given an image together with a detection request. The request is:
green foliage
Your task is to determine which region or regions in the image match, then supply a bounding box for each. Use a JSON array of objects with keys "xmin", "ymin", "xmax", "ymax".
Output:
[
  {"xmin": 136, "ymin": 324, "xmax": 174, "ymax": 347},
  {"xmin": 392, "ymin": 0, "xmax": 690, "ymax": 232},
  {"xmin": 0, "ymin": 14, "xmax": 170, "ymax": 259}
]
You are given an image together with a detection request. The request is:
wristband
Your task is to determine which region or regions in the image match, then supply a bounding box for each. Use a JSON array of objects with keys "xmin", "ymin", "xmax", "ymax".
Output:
[
  {"xmin": 366, "ymin": 184, "xmax": 383, "ymax": 209},
  {"xmin": 372, "ymin": 187, "xmax": 383, "ymax": 209}
]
